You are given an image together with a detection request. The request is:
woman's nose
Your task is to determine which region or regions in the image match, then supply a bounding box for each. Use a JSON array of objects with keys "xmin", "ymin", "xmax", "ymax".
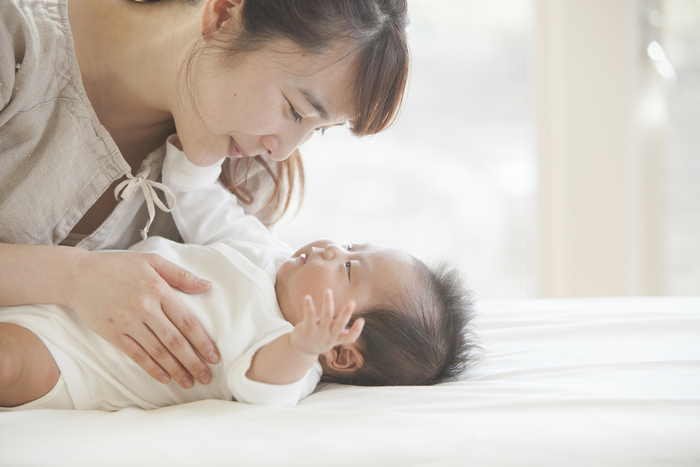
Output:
[
  {"xmin": 263, "ymin": 128, "xmax": 316, "ymax": 161},
  {"xmin": 261, "ymin": 135, "xmax": 282, "ymax": 160}
]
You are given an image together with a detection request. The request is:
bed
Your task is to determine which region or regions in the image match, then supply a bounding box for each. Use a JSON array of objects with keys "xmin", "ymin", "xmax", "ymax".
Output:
[{"xmin": 1, "ymin": 296, "xmax": 698, "ymax": 466}]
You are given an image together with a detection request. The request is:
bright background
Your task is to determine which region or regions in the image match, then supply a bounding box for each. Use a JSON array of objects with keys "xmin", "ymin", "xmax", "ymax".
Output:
[
  {"xmin": 276, "ymin": 0, "xmax": 700, "ymax": 300},
  {"xmin": 665, "ymin": 0, "xmax": 700, "ymax": 294}
]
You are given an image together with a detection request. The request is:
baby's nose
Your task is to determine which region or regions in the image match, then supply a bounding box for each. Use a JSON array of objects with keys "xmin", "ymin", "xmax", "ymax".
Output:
[
  {"xmin": 322, "ymin": 244, "xmax": 345, "ymax": 259},
  {"xmin": 311, "ymin": 246, "xmax": 327, "ymax": 259}
]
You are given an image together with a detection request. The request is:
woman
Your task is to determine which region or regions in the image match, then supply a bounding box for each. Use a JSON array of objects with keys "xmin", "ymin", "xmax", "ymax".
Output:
[{"xmin": 0, "ymin": 0, "xmax": 408, "ymax": 389}]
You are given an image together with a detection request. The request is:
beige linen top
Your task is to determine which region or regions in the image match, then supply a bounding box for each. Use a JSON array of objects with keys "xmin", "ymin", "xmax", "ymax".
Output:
[
  {"xmin": 0, "ymin": 0, "xmax": 275, "ymax": 250},
  {"xmin": 0, "ymin": 0, "xmax": 182, "ymax": 249}
]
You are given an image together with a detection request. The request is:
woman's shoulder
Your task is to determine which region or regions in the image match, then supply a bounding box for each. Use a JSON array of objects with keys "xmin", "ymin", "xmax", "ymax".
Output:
[
  {"xmin": 0, "ymin": 0, "xmax": 29, "ymax": 115},
  {"xmin": 0, "ymin": 0, "xmax": 130, "ymax": 247},
  {"xmin": 1, "ymin": 0, "xmax": 83, "ymax": 124}
]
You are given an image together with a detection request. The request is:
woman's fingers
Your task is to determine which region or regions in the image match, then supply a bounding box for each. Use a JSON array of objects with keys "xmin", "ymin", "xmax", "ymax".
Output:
[
  {"xmin": 119, "ymin": 334, "xmax": 172, "ymax": 385},
  {"xmin": 65, "ymin": 250, "xmax": 216, "ymax": 388},
  {"xmin": 153, "ymin": 292, "xmax": 216, "ymax": 386},
  {"xmin": 154, "ymin": 257, "xmax": 212, "ymax": 294},
  {"xmin": 122, "ymin": 322, "xmax": 198, "ymax": 388},
  {"xmin": 153, "ymin": 258, "xmax": 220, "ymax": 366}
]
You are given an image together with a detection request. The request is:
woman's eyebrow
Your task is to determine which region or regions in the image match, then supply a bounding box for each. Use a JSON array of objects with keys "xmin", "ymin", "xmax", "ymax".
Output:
[{"xmin": 296, "ymin": 87, "xmax": 329, "ymax": 120}]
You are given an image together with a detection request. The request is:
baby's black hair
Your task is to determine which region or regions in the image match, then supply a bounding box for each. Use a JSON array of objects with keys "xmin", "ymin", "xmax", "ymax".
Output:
[{"xmin": 323, "ymin": 260, "xmax": 479, "ymax": 386}]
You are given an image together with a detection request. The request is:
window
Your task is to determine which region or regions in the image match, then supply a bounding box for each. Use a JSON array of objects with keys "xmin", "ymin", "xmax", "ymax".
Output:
[
  {"xmin": 276, "ymin": 0, "xmax": 537, "ymax": 299},
  {"xmin": 276, "ymin": 1, "xmax": 699, "ymax": 299},
  {"xmin": 663, "ymin": 0, "xmax": 700, "ymax": 295}
]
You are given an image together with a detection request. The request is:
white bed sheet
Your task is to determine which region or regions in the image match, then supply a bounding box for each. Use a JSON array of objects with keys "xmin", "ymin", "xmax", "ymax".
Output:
[{"xmin": 1, "ymin": 297, "xmax": 698, "ymax": 466}]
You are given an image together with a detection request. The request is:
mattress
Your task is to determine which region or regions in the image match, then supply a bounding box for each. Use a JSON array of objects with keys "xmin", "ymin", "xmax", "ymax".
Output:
[{"xmin": 1, "ymin": 296, "xmax": 698, "ymax": 466}]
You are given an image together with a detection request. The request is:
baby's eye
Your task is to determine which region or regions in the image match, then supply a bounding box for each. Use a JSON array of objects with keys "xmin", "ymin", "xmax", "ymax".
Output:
[
  {"xmin": 345, "ymin": 261, "xmax": 351, "ymax": 278},
  {"xmin": 346, "ymin": 244, "xmax": 353, "ymax": 251}
]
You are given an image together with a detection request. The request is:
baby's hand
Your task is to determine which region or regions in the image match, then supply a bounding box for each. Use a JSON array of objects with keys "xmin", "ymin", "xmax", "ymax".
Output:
[{"xmin": 289, "ymin": 289, "xmax": 364, "ymax": 357}]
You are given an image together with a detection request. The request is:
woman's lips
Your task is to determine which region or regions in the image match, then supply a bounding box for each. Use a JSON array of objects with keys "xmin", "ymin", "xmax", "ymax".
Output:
[
  {"xmin": 300, "ymin": 253, "xmax": 307, "ymax": 265},
  {"xmin": 228, "ymin": 137, "xmax": 247, "ymax": 159}
]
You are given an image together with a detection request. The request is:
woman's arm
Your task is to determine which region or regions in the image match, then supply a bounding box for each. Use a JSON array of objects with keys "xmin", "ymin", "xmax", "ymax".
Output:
[
  {"xmin": 245, "ymin": 290, "xmax": 364, "ymax": 385},
  {"xmin": 0, "ymin": 242, "xmax": 220, "ymax": 389}
]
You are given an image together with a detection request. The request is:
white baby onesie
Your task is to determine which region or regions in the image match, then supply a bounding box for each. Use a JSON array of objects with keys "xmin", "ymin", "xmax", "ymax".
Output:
[{"xmin": 0, "ymin": 136, "xmax": 321, "ymax": 410}]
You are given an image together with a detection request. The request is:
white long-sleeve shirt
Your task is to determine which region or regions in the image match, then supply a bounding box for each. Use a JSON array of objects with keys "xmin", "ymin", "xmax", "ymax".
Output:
[{"xmin": 0, "ymin": 136, "xmax": 321, "ymax": 410}]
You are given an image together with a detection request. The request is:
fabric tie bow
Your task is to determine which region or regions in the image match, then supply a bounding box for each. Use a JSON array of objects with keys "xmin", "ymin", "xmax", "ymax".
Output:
[{"xmin": 114, "ymin": 168, "xmax": 177, "ymax": 240}]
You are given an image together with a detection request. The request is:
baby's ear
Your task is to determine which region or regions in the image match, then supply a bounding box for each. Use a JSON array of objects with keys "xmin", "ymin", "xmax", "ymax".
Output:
[{"xmin": 323, "ymin": 344, "xmax": 364, "ymax": 372}]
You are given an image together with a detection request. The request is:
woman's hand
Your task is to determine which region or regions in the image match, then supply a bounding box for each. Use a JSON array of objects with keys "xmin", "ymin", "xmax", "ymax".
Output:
[
  {"xmin": 289, "ymin": 289, "xmax": 364, "ymax": 357},
  {"xmin": 66, "ymin": 250, "xmax": 220, "ymax": 389}
]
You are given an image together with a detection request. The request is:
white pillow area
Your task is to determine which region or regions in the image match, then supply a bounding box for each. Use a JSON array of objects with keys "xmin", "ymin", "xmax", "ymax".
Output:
[{"xmin": 1, "ymin": 297, "xmax": 698, "ymax": 467}]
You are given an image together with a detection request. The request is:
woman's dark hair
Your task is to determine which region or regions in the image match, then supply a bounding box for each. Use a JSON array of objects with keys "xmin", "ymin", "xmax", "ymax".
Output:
[
  {"xmin": 175, "ymin": 0, "xmax": 410, "ymax": 222},
  {"xmin": 322, "ymin": 261, "xmax": 480, "ymax": 387}
]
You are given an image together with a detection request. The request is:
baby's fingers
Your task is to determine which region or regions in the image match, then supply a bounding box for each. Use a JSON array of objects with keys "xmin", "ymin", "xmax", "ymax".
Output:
[
  {"xmin": 319, "ymin": 289, "xmax": 335, "ymax": 326},
  {"xmin": 338, "ymin": 317, "xmax": 365, "ymax": 345},
  {"xmin": 331, "ymin": 299, "xmax": 356, "ymax": 331},
  {"xmin": 302, "ymin": 295, "xmax": 317, "ymax": 323}
]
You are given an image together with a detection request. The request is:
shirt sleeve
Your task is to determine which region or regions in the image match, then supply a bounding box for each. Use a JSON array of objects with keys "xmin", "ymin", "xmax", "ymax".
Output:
[
  {"xmin": 228, "ymin": 333, "xmax": 323, "ymax": 407},
  {"xmin": 161, "ymin": 135, "xmax": 293, "ymax": 268},
  {"xmin": 162, "ymin": 136, "xmax": 320, "ymax": 406}
]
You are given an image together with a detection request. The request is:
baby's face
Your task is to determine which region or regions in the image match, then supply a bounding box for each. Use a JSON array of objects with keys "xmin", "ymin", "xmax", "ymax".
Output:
[{"xmin": 275, "ymin": 240, "xmax": 416, "ymax": 325}]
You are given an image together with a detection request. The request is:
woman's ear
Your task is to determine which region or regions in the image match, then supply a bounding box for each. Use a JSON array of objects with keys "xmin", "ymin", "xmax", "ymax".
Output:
[
  {"xmin": 323, "ymin": 344, "xmax": 364, "ymax": 372},
  {"xmin": 201, "ymin": 0, "xmax": 243, "ymax": 37}
]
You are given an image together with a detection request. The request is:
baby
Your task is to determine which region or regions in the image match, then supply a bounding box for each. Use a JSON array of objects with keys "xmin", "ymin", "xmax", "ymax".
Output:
[{"xmin": 0, "ymin": 136, "xmax": 477, "ymax": 411}]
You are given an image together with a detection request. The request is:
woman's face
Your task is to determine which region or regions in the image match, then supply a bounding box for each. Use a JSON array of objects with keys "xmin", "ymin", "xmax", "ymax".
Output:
[{"xmin": 172, "ymin": 40, "xmax": 355, "ymax": 167}]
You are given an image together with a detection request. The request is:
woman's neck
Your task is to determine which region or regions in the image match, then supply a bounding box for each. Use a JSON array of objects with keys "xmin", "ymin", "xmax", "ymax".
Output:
[{"xmin": 68, "ymin": 0, "xmax": 200, "ymax": 165}]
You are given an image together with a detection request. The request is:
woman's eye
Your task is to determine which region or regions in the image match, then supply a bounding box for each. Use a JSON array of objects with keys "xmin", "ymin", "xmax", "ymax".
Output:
[
  {"xmin": 345, "ymin": 261, "xmax": 351, "ymax": 278},
  {"xmin": 288, "ymin": 103, "xmax": 303, "ymax": 123}
]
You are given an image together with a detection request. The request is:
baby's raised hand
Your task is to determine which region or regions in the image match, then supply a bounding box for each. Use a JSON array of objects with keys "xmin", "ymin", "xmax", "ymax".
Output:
[{"xmin": 289, "ymin": 289, "xmax": 364, "ymax": 357}]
